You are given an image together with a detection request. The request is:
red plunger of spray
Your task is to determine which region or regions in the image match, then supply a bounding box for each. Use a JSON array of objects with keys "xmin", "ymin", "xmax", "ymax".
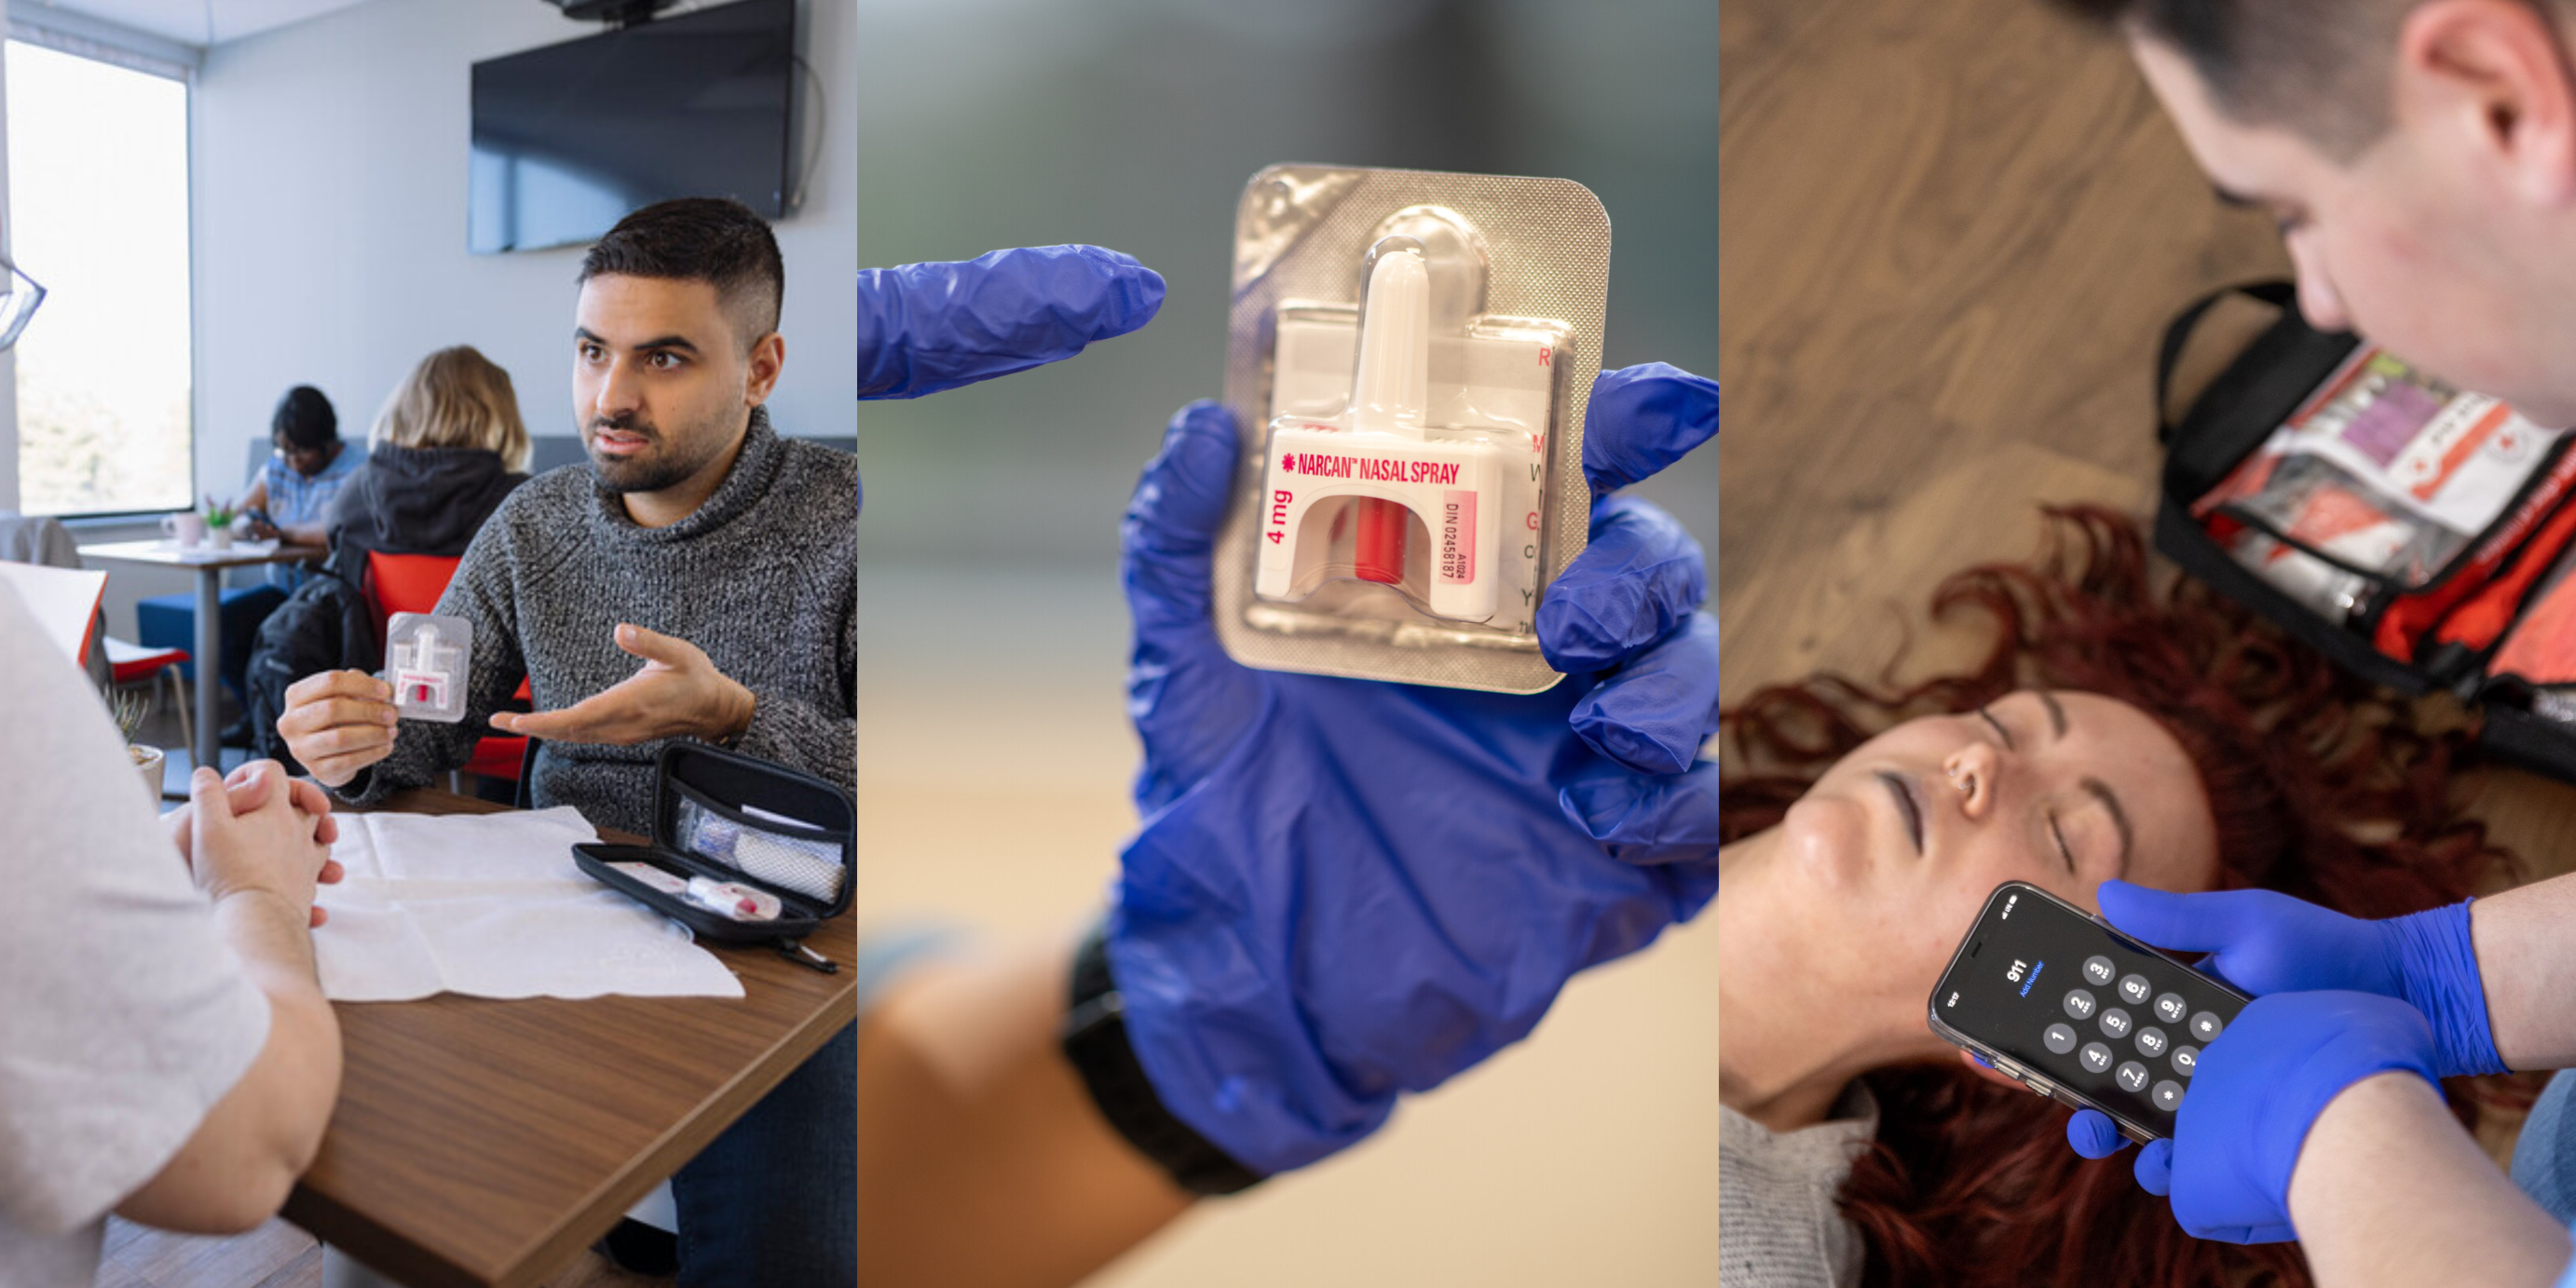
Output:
[
  {"xmin": 1347, "ymin": 249, "xmax": 1431, "ymax": 589},
  {"xmin": 1355, "ymin": 498, "xmax": 1407, "ymax": 583}
]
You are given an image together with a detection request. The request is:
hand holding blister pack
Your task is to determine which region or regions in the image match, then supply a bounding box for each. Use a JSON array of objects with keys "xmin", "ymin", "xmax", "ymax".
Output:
[
  {"xmin": 384, "ymin": 612, "xmax": 471, "ymax": 723},
  {"xmin": 1217, "ymin": 165, "xmax": 1611, "ymax": 692}
]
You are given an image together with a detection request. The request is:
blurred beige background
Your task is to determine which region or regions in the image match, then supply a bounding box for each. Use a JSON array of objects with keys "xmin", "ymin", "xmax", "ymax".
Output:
[{"xmin": 850, "ymin": 572, "xmax": 1723, "ymax": 1285}]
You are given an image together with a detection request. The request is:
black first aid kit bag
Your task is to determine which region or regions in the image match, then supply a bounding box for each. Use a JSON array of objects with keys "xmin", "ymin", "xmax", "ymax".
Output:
[
  {"xmin": 2154, "ymin": 280, "xmax": 2576, "ymax": 781},
  {"xmin": 573, "ymin": 742, "xmax": 855, "ymax": 973}
]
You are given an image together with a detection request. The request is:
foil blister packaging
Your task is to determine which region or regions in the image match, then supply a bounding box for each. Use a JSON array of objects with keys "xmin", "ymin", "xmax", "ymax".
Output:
[{"xmin": 1216, "ymin": 163, "xmax": 1611, "ymax": 693}]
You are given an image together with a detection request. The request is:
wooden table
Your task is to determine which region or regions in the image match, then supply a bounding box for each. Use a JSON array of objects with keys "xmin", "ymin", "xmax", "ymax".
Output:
[
  {"xmin": 287, "ymin": 788, "xmax": 860, "ymax": 1288},
  {"xmin": 76, "ymin": 536, "xmax": 326, "ymax": 774}
]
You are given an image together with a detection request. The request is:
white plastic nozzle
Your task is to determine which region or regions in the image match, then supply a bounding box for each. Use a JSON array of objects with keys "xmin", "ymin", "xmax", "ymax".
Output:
[{"xmin": 1350, "ymin": 249, "xmax": 1430, "ymax": 438}]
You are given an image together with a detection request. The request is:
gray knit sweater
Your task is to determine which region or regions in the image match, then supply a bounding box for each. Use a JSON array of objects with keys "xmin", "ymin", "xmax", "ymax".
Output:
[
  {"xmin": 340, "ymin": 408, "xmax": 855, "ymax": 837},
  {"xmin": 1720, "ymin": 1082, "xmax": 1877, "ymax": 1288}
]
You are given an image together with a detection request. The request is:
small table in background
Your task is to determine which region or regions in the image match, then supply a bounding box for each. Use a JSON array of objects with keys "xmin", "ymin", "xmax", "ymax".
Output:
[{"xmin": 76, "ymin": 536, "xmax": 325, "ymax": 778}]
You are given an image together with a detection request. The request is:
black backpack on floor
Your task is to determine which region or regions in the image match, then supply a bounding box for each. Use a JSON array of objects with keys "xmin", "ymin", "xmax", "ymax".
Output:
[{"xmin": 242, "ymin": 545, "xmax": 380, "ymax": 776}]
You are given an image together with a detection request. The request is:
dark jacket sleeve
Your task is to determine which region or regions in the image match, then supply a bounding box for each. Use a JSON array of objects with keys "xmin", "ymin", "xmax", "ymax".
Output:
[{"xmin": 323, "ymin": 466, "xmax": 362, "ymax": 551}]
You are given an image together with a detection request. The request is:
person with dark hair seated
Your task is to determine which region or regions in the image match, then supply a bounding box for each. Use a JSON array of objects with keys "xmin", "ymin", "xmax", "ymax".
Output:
[
  {"xmin": 242, "ymin": 385, "xmax": 357, "ymax": 572},
  {"xmin": 185, "ymin": 386, "xmax": 359, "ymax": 745},
  {"xmin": 240, "ymin": 347, "xmax": 531, "ymax": 773},
  {"xmin": 276, "ymin": 197, "xmax": 884, "ymax": 1288},
  {"xmin": 1936, "ymin": 2, "xmax": 2576, "ymax": 1281}
]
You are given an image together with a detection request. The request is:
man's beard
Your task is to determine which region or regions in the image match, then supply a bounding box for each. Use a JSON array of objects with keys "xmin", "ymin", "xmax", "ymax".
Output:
[{"xmin": 586, "ymin": 415, "xmax": 719, "ymax": 495}]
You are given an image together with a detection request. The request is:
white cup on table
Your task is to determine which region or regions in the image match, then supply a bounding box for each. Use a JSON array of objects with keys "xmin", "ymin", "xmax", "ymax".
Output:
[
  {"xmin": 130, "ymin": 745, "xmax": 163, "ymax": 801},
  {"xmin": 160, "ymin": 512, "xmax": 206, "ymax": 549}
]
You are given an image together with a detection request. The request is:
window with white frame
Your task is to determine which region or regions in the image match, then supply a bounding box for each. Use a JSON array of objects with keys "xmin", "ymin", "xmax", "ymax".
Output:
[{"xmin": 7, "ymin": 38, "xmax": 193, "ymax": 516}]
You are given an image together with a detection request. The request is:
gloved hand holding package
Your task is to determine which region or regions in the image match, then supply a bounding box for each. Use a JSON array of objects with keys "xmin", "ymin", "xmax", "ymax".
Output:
[{"xmin": 1106, "ymin": 359, "xmax": 1718, "ymax": 1175}]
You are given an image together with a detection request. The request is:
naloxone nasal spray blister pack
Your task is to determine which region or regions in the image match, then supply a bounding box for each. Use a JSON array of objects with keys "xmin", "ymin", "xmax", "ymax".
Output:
[
  {"xmin": 384, "ymin": 612, "xmax": 471, "ymax": 723},
  {"xmin": 1215, "ymin": 164, "xmax": 1610, "ymax": 692}
]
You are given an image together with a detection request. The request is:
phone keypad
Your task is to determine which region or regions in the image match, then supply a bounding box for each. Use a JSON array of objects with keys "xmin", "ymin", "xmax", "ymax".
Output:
[{"xmin": 2030, "ymin": 968, "xmax": 2220, "ymax": 1117}]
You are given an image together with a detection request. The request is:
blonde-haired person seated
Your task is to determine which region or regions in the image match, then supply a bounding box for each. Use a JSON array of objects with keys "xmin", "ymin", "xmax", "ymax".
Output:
[
  {"xmin": 326, "ymin": 346, "xmax": 531, "ymax": 559},
  {"xmin": 244, "ymin": 346, "xmax": 530, "ymax": 771}
]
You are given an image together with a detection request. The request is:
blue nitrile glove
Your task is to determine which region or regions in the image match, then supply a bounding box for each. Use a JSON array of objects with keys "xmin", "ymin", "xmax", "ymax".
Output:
[
  {"xmin": 1107, "ymin": 361, "xmax": 1721, "ymax": 1175},
  {"xmin": 2065, "ymin": 883, "xmax": 2501, "ymax": 1180},
  {"xmin": 2095, "ymin": 991, "xmax": 2443, "ymax": 1243},
  {"xmin": 857, "ymin": 245, "xmax": 1165, "ymax": 400},
  {"xmin": 2096, "ymin": 883, "xmax": 2501, "ymax": 1078}
]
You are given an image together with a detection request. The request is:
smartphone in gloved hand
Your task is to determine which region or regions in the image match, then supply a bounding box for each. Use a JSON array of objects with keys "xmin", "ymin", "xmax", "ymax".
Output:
[{"xmin": 1929, "ymin": 881, "xmax": 2250, "ymax": 1144}]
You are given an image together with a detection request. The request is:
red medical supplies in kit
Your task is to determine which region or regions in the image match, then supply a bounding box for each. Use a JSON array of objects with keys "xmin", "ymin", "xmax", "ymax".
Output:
[{"xmin": 2156, "ymin": 281, "xmax": 2576, "ymax": 778}]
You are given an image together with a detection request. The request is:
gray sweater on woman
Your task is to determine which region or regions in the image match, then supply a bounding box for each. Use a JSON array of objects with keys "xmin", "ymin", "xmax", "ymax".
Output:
[
  {"xmin": 340, "ymin": 408, "xmax": 855, "ymax": 836},
  {"xmin": 1721, "ymin": 1083, "xmax": 1876, "ymax": 1288}
]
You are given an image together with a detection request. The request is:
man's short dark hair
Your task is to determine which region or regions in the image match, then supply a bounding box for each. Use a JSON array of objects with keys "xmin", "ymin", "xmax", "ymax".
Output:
[
  {"xmin": 2051, "ymin": 0, "xmax": 2566, "ymax": 158},
  {"xmin": 579, "ymin": 197, "xmax": 785, "ymax": 351},
  {"xmin": 271, "ymin": 385, "xmax": 337, "ymax": 451}
]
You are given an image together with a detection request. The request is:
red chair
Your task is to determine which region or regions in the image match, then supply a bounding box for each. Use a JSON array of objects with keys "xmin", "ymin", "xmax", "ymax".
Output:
[
  {"xmin": 104, "ymin": 637, "xmax": 192, "ymax": 760},
  {"xmin": 363, "ymin": 551, "xmax": 529, "ymax": 785}
]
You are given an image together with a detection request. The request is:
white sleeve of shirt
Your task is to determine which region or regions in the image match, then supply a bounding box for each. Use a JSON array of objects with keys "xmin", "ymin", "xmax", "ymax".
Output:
[{"xmin": 0, "ymin": 581, "xmax": 271, "ymax": 1236}]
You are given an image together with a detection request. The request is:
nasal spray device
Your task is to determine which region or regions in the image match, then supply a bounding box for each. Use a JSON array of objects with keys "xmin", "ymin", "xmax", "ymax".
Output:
[
  {"xmin": 383, "ymin": 612, "xmax": 471, "ymax": 723},
  {"xmin": 1254, "ymin": 246, "xmax": 1517, "ymax": 622},
  {"xmin": 1216, "ymin": 166, "xmax": 1611, "ymax": 693}
]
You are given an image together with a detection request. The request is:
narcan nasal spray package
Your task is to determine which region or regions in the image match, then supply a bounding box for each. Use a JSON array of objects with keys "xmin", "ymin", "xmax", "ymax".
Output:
[
  {"xmin": 384, "ymin": 611, "xmax": 471, "ymax": 724},
  {"xmin": 1216, "ymin": 164, "xmax": 1610, "ymax": 692}
]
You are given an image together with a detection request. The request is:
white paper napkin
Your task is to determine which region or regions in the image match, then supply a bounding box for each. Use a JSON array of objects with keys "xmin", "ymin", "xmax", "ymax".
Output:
[{"xmin": 314, "ymin": 807, "xmax": 743, "ymax": 1002}]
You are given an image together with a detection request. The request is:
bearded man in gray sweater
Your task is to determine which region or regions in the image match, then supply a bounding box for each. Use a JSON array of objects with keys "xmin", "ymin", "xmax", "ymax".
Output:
[
  {"xmin": 277, "ymin": 197, "xmax": 856, "ymax": 1287},
  {"xmin": 281, "ymin": 199, "xmax": 852, "ymax": 831}
]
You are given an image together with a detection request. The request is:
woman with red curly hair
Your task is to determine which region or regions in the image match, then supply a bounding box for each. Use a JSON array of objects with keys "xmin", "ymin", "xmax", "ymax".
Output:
[{"xmin": 1717, "ymin": 506, "xmax": 2508, "ymax": 1288}]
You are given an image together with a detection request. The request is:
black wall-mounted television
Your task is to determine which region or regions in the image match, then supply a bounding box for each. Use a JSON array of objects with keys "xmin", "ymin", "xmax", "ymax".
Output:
[{"xmin": 469, "ymin": 0, "xmax": 795, "ymax": 254}]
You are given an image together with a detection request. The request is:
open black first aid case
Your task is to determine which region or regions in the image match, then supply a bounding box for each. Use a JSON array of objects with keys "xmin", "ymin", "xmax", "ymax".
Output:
[
  {"xmin": 2156, "ymin": 280, "xmax": 2576, "ymax": 781},
  {"xmin": 572, "ymin": 743, "xmax": 854, "ymax": 971}
]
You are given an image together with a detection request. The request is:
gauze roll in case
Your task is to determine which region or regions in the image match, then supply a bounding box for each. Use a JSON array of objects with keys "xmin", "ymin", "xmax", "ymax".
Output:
[{"xmin": 1217, "ymin": 164, "xmax": 1610, "ymax": 693}]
